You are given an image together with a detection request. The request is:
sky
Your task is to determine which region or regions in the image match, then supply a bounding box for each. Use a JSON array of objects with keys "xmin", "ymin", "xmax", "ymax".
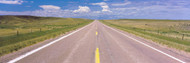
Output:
[{"xmin": 0, "ymin": 0, "xmax": 190, "ymax": 20}]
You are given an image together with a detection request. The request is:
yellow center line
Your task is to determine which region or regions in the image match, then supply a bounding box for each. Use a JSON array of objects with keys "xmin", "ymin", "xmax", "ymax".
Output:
[
  {"xmin": 96, "ymin": 32, "xmax": 98, "ymax": 35},
  {"xmin": 95, "ymin": 48, "xmax": 100, "ymax": 63}
]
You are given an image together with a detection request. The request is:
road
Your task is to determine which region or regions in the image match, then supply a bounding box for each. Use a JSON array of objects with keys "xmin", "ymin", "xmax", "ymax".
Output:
[{"xmin": 3, "ymin": 20, "xmax": 190, "ymax": 63}]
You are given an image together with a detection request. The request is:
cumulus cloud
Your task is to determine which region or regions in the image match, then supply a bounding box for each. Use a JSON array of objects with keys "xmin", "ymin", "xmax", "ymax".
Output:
[
  {"xmin": 39, "ymin": 5, "xmax": 61, "ymax": 10},
  {"xmin": 112, "ymin": 2, "xmax": 131, "ymax": 6},
  {"xmin": 0, "ymin": 0, "xmax": 23, "ymax": 4},
  {"xmin": 73, "ymin": 6, "xmax": 91, "ymax": 13},
  {"xmin": 92, "ymin": 2, "xmax": 112, "ymax": 12}
]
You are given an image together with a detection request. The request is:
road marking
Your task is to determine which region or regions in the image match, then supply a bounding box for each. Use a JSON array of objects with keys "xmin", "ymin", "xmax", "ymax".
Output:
[
  {"xmin": 8, "ymin": 22, "xmax": 93, "ymax": 63},
  {"xmin": 95, "ymin": 48, "xmax": 100, "ymax": 63},
  {"xmin": 103, "ymin": 24, "xmax": 186, "ymax": 63},
  {"xmin": 96, "ymin": 32, "xmax": 98, "ymax": 35}
]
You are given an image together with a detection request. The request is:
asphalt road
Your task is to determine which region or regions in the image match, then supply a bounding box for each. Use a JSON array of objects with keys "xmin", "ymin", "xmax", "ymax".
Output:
[{"xmin": 4, "ymin": 20, "xmax": 190, "ymax": 63}]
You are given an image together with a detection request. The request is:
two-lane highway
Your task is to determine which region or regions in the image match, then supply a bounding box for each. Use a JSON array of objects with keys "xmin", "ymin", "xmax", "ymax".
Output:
[{"xmin": 4, "ymin": 20, "xmax": 190, "ymax": 63}]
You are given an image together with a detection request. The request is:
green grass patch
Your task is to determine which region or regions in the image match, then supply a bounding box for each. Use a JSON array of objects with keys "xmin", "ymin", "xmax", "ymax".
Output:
[
  {"xmin": 100, "ymin": 19, "xmax": 190, "ymax": 52},
  {"xmin": 0, "ymin": 15, "xmax": 93, "ymax": 56}
]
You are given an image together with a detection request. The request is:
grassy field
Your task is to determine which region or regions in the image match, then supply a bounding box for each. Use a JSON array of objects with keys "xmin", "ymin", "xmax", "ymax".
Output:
[
  {"xmin": 100, "ymin": 19, "xmax": 190, "ymax": 52},
  {"xmin": 0, "ymin": 15, "xmax": 93, "ymax": 56}
]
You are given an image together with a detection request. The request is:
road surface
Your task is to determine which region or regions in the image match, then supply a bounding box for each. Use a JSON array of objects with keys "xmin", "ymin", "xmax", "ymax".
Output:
[{"xmin": 2, "ymin": 20, "xmax": 190, "ymax": 63}]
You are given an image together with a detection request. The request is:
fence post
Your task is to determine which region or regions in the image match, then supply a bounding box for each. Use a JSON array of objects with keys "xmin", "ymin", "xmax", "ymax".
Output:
[
  {"xmin": 17, "ymin": 30, "xmax": 19, "ymax": 36},
  {"xmin": 40, "ymin": 28, "xmax": 41, "ymax": 32},
  {"xmin": 182, "ymin": 34, "xmax": 185, "ymax": 40}
]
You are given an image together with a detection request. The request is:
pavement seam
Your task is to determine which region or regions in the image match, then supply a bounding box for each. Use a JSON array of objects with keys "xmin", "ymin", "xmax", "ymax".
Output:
[{"xmin": 62, "ymin": 22, "xmax": 95, "ymax": 63}]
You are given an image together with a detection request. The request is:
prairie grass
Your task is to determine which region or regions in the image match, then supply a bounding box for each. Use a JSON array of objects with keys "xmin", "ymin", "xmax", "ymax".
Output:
[
  {"xmin": 0, "ymin": 15, "xmax": 93, "ymax": 56},
  {"xmin": 100, "ymin": 19, "xmax": 190, "ymax": 52}
]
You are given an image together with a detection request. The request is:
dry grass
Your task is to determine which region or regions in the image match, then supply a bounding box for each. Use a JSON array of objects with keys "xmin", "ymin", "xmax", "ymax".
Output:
[
  {"xmin": 0, "ymin": 15, "xmax": 93, "ymax": 56},
  {"xmin": 101, "ymin": 19, "xmax": 190, "ymax": 52}
]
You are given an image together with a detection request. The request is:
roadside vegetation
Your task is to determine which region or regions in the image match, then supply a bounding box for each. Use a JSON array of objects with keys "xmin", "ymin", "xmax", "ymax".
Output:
[
  {"xmin": 100, "ymin": 19, "xmax": 190, "ymax": 52},
  {"xmin": 0, "ymin": 15, "xmax": 93, "ymax": 56}
]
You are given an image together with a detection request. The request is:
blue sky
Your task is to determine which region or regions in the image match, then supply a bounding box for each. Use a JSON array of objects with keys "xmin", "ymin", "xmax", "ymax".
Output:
[{"xmin": 0, "ymin": 0, "xmax": 190, "ymax": 20}]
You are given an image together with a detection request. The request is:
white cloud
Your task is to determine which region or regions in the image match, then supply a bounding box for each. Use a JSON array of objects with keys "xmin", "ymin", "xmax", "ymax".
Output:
[
  {"xmin": 112, "ymin": 2, "xmax": 131, "ymax": 6},
  {"xmin": 93, "ymin": 11, "xmax": 101, "ymax": 13},
  {"xmin": 39, "ymin": 5, "xmax": 61, "ymax": 10},
  {"xmin": 73, "ymin": 6, "xmax": 91, "ymax": 13},
  {"xmin": 0, "ymin": 0, "xmax": 23, "ymax": 4},
  {"xmin": 92, "ymin": 2, "xmax": 107, "ymax": 6},
  {"xmin": 103, "ymin": 0, "xmax": 108, "ymax": 1},
  {"xmin": 92, "ymin": 2, "xmax": 112, "ymax": 12},
  {"xmin": 112, "ymin": 7, "xmax": 139, "ymax": 11}
]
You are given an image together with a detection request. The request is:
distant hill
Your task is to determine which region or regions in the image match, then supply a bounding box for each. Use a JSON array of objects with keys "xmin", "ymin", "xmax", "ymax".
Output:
[
  {"xmin": 0, "ymin": 15, "xmax": 92, "ymax": 29},
  {"xmin": 0, "ymin": 15, "xmax": 55, "ymax": 24}
]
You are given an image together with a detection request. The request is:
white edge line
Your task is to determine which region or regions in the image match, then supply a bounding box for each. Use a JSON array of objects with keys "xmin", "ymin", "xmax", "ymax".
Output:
[
  {"xmin": 7, "ymin": 22, "xmax": 93, "ymax": 63},
  {"xmin": 103, "ymin": 24, "xmax": 186, "ymax": 63}
]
